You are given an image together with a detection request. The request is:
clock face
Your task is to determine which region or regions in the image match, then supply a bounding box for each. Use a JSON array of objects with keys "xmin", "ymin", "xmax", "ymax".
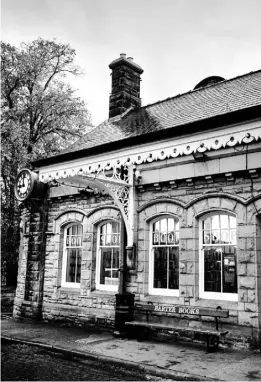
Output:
[{"xmin": 15, "ymin": 169, "xmax": 33, "ymax": 201}]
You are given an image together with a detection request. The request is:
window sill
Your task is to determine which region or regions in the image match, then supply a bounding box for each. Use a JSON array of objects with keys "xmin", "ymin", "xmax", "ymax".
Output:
[
  {"xmin": 199, "ymin": 292, "xmax": 238, "ymax": 302},
  {"xmin": 58, "ymin": 287, "xmax": 81, "ymax": 294},
  {"xmin": 148, "ymin": 289, "xmax": 179, "ymax": 297},
  {"xmin": 197, "ymin": 298, "xmax": 238, "ymax": 309},
  {"xmin": 142, "ymin": 295, "xmax": 180, "ymax": 304},
  {"xmin": 90, "ymin": 290, "xmax": 117, "ymax": 296}
]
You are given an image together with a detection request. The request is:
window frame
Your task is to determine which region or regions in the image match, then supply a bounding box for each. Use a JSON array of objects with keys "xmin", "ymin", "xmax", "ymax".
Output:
[
  {"xmin": 199, "ymin": 212, "xmax": 238, "ymax": 301},
  {"xmin": 149, "ymin": 215, "xmax": 180, "ymax": 297},
  {"xmin": 61, "ymin": 222, "xmax": 83, "ymax": 289},
  {"xmin": 96, "ymin": 219, "xmax": 120, "ymax": 292}
]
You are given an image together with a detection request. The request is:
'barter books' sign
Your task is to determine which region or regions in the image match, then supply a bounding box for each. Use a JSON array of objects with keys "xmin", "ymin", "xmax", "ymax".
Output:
[{"xmin": 154, "ymin": 305, "xmax": 200, "ymax": 315}]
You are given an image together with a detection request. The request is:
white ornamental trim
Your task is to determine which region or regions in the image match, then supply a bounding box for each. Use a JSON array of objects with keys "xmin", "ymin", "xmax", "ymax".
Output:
[{"xmin": 40, "ymin": 129, "xmax": 261, "ymax": 183}]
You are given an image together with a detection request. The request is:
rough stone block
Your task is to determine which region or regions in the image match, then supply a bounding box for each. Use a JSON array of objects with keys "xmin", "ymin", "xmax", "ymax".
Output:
[
  {"xmin": 238, "ymin": 264, "xmax": 247, "ymax": 276},
  {"xmin": 247, "ymin": 290, "xmax": 256, "ymax": 303},
  {"xmin": 143, "ymin": 205, "xmax": 157, "ymax": 220},
  {"xmin": 186, "ymin": 208, "xmax": 194, "ymax": 228},
  {"xmin": 246, "ymin": 204, "xmax": 257, "ymax": 224},
  {"xmin": 245, "ymin": 237, "xmax": 255, "ymax": 250},
  {"xmin": 186, "ymin": 261, "xmax": 194, "ymax": 274},
  {"xmin": 179, "ymin": 286, "xmax": 186, "ymax": 296},
  {"xmin": 208, "ymin": 197, "xmax": 221, "ymax": 209},
  {"xmin": 235, "ymin": 203, "xmax": 247, "ymax": 225},
  {"xmin": 246, "ymin": 263, "xmax": 257, "ymax": 276},
  {"xmin": 237, "ymin": 225, "xmax": 255, "ymax": 238},
  {"xmin": 185, "ymin": 238, "xmax": 196, "ymax": 251},
  {"xmin": 186, "ymin": 286, "xmax": 194, "ymax": 297},
  {"xmin": 220, "ymin": 198, "xmax": 237, "ymax": 212},
  {"xmin": 180, "ymin": 227, "xmax": 194, "ymax": 239},
  {"xmin": 193, "ymin": 199, "xmax": 209, "ymax": 216},
  {"xmin": 239, "ymin": 276, "xmax": 256, "ymax": 289},
  {"xmin": 238, "ymin": 311, "xmax": 255, "ymax": 327},
  {"xmin": 245, "ymin": 303, "xmax": 257, "ymax": 313},
  {"xmin": 165, "ymin": 203, "xmax": 183, "ymax": 217},
  {"xmin": 237, "ymin": 238, "xmax": 246, "ymax": 251},
  {"xmin": 238, "ymin": 251, "xmax": 255, "ymax": 263}
]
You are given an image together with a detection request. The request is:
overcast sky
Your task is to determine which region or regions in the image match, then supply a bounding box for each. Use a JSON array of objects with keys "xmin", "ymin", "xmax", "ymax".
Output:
[{"xmin": 2, "ymin": 0, "xmax": 261, "ymax": 126}]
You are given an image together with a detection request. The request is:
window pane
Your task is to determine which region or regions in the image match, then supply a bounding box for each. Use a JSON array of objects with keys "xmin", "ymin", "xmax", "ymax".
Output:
[
  {"xmin": 107, "ymin": 223, "xmax": 112, "ymax": 235},
  {"xmin": 230, "ymin": 229, "xmax": 236, "ymax": 245},
  {"xmin": 230, "ymin": 216, "xmax": 236, "ymax": 229},
  {"xmin": 204, "ymin": 246, "xmax": 237, "ymax": 294},
  {"xmin": 111, "ymin": 221, "xmax": 120, "ymax": 233},
  {"xmin": 220, "ymin": 229, "xmax": 230, "ymax": 244},
  {"xmin": 167, "ymin": 231, "xmax": 175, "ymax": 245},
  {"xmin": 153, "ymin": 231, "xmax": 159, "ymax": 245},
  {"xmin": 160, "ymin": 219, "xmax": 167, "ymax": 232},
  {"xmin": 175, "ymin": 231, "xmax": 179, "ymax": 245},
  {"xmin": 212, "ymin": 215, "xmax": 220, "ymax": 230},
  {"xmin": 168, "ymin": 218, "xmax": 174, "ymax": 232},
  {"xmin": 152, "ymin": 217, "xmax": 179, "ymax": 291},
  {"xmin": 100, "ymin": 224, "xmax": 106, "ymax": 235},
  {"xmin": 160, "ymin": 231, "xmax": 167, "ymax": 245},
  {"xmin": 168, "ymin": 247, "xmax": 179, "ymax": 289},
  {"xmin": 153, "ymin": 247, "xmax": 168, "ymax": 288},
  {"xmin": 203, "ymin": 217, "xmax": 211, "ymax": 230},
  {"xmin": 204, "ymin": 247, "xmax": 222, "ymax": 292},
  {"xmin": 66, "ymin": 248, "xmax": 82, "ymax": 283},
  {"xmin": 220, "ymin": 215, "xmax": 229, "ymax": 229},
  {"xmin": 223, "ymin": 246, "xmax": 237, "ymax": 293},
  {"xmin": 100, "ymin": 222, "xmax": 120, "ymax": 246},
  {"xmin": 211, "ymin": 229, "xmax": 220, "ymax": 244},
  {"xmin": 153, "ymin": 221, "xmax": 160, "ymax": 233},
  {"xmin": 100, "ymin": 248, "xmax": 119, "ymax": 286},
  {"xmin": 76, "ymin": 251, "xmax": 81, "ymax": 283},
  {"xmin": 65, "ymin": 224, "xmax": 82, "ymax": 284},
  {"xmin": 203, "ymin": 230, "xmax": 211, "ymax": 244}
]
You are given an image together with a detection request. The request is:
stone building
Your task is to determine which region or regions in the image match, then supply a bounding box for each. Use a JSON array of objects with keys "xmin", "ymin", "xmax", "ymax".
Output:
[{"xmin": 14, "ymin": 54, "xmax": 261, "ymax": 348}]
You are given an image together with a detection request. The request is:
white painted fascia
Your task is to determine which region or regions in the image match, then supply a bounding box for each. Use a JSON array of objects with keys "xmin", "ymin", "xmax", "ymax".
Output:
[{"xmin": 36, "ymin": 120, "xmax": 261, "ymax": 183}]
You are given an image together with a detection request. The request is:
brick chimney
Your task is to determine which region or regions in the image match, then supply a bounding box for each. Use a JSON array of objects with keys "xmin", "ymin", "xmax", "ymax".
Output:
[{"xmin": 109, "ymin": 54, "xmax": 144, "ymax": 118}]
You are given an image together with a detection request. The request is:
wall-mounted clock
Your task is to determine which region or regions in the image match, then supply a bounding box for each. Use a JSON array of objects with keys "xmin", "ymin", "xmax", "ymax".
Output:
[{"xmin": 14, "ymin": 169, "xmax": 46, "ymax": 201}]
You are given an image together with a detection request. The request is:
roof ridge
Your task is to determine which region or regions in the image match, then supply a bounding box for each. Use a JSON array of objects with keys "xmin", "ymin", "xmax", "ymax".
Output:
[{"xmin": 140, "ymin": 68, "xmax": 261, "ymax": 111}]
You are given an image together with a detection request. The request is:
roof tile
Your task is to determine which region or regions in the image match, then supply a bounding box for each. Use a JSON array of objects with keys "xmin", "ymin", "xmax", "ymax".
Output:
[{"xmin": 62, "ymin": 70, "xmax": 261, "ymax": 155}]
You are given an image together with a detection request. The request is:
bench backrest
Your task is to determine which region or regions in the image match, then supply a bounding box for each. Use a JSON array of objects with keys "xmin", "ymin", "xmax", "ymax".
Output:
[{"xmin": 133, "ymin": 303, "xmax": 229, "ymax": 318}]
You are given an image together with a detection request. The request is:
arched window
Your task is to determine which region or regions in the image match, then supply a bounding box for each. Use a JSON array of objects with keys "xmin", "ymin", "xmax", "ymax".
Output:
[
  {"xmin": 96, "ymin": 221, "xmax": 120, "ymax": 291},
  {"xmin": 62, "ymin": 223, "xmax": 83, "ymax": 288},
  {"xmin": 149, "ymin": 216, "xmax": 179, "ymax": 296},
  {"xmin": 200, "ymin": 213, "xmax": 237, "ymax": 300}
]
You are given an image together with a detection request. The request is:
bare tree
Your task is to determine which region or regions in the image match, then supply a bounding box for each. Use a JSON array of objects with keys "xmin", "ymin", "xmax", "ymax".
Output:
[{"xmin": 1, "ymin": 38, "xmax": 93, "ymax": 285}]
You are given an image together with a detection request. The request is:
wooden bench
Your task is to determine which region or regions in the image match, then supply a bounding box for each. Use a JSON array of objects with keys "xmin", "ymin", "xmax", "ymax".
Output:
[{"xmin": 124, "ymin": 302, "xmax": 229, "ymax": 352}]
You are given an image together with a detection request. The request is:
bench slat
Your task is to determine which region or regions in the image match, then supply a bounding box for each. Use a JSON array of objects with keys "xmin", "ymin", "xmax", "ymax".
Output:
[{"xmin": 125, "ymin": 321, "xmax": 228, "ymax": 337}]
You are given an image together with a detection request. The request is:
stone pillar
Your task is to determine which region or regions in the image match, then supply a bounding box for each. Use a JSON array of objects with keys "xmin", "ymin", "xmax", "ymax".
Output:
[
  {"xmin": 13, "ymin": 200, "xmax": 48, "ymax": 319},
  {"xmin": 256, "ymin": 215, "xmax": 261, "ymax": 347}
]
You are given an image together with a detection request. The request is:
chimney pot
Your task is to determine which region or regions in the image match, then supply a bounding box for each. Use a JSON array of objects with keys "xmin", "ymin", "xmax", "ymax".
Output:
[
  {"xmin": 127, "ymin": 57, "xmax": 133, "ymax": 61},
  {"xmin": 120, "ymin": 53, "xmax": 126, "ymax": 58}
]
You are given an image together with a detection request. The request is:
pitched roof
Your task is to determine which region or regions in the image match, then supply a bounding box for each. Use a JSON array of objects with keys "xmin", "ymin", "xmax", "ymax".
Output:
[{"xmin": 61, "ymin": 70, "xmax": 261, "ymax": 156}]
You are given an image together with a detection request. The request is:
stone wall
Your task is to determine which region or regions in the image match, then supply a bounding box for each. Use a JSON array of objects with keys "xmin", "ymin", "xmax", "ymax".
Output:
[
  {"xmin": 13, "ymin": 171, "xmax": 261, "ymax": 348},
  {"xmin": 135, "ymin": 173, "xmax": 261, "ymax": 348},
  {"xmin": 14, "ymin": 193, "xmax": 121, "ymax": 326}
]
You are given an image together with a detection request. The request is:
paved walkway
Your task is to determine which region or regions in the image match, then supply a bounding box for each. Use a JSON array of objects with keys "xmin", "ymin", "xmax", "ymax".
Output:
[{"xmin": 1, "ymin": 317, "xmax": 261, "ymax": 381}]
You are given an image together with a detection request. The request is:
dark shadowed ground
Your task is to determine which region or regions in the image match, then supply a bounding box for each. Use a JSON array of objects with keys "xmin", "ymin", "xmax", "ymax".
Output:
[{"xmin": 1, "ymin": 342, "xmax": 164, "ymax": 381}]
